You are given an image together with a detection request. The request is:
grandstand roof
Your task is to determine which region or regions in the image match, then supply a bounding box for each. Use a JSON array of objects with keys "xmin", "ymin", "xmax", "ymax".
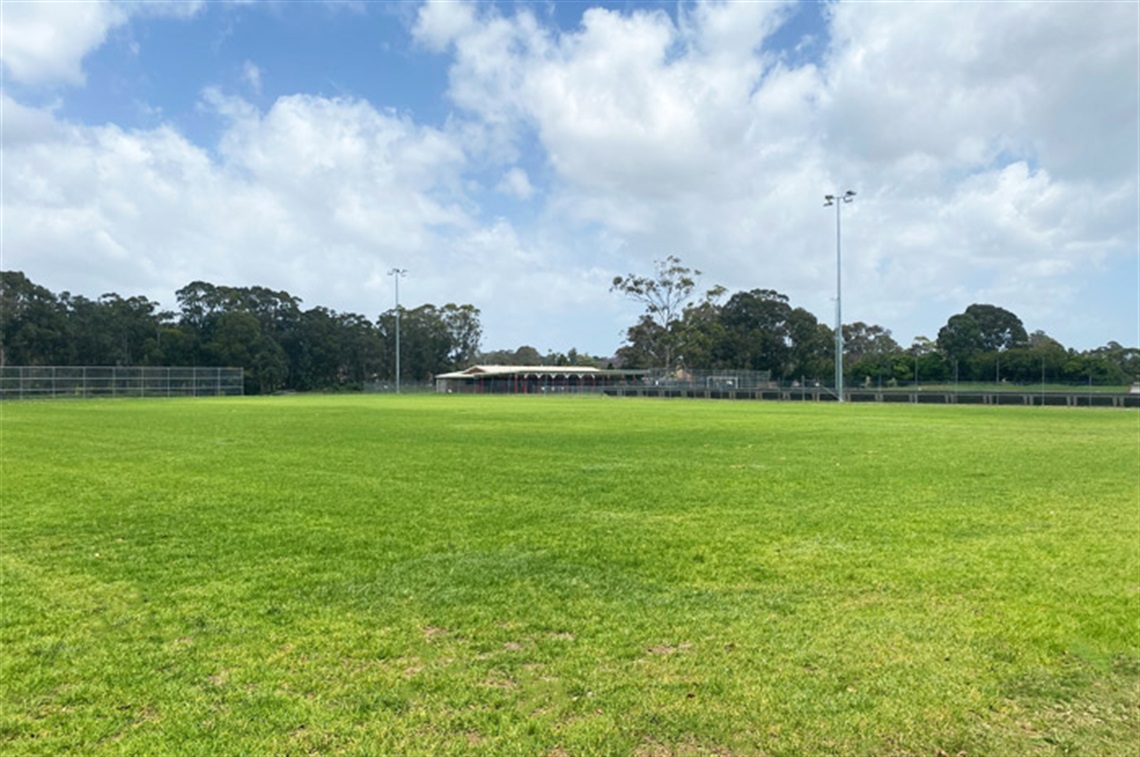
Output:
[{"xmin": 434, "ymin": 365, "xmax": 605, "ymax": 379}]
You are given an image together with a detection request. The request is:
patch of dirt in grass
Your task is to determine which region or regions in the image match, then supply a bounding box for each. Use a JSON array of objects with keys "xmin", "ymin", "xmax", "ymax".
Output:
[
  {"xmin": 480, "ymin": 673, "xmax": 518, "ymax": 690},
  {"xmin": 104, "ymin": 705, "xmax": 160, "ymax": 743},
  {"xmin": 880, "ymin": 736, "xmax": 967, "ymax": 757},
  {"xmin": 503, "ymin": 641, "xmax": 524, "ymax": 651},
  {"xmin": 635, "ymin": 735, "xmax": 739, "ymax": 756},
  {"xmin": 422, "ymin": 626, "xmax": 449, "ymax": 642},
  {"xmin": 287, "ymin": 723, "xmax": 351, "ymax": 755},
  {"xmin": 648, "ymin": 642, "xmax": 693, "ymax": 656}
]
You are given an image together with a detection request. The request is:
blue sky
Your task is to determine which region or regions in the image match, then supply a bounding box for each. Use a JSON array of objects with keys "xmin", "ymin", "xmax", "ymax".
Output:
[{"xmin": 3, "ymin": 0, "xmax": 1137, "ymax": 355}]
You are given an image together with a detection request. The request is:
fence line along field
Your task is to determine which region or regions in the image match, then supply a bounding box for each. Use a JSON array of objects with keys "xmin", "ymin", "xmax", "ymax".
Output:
[{"xmin": 1, "ymin": 395, "xmax": 1136, "ymax": 755}]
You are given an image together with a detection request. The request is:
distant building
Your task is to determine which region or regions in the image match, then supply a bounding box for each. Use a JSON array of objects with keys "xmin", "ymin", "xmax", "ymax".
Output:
[{"xmin": 434, "ymin": 365, "xmax": 647, "ymax": 394}]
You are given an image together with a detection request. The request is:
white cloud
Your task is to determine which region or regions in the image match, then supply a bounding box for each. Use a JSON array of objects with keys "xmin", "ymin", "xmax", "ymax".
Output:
[
  {"xmin": 526, "ymin": 8, "xmax": 712, "ymax": 194},
  {"xmin": 497, "ymin": 167, "xmax": 534, "ymax": 199},
  {"xmin": 2, "ymin": 0, "xmax": 1136, "ymax": 354},
  {"xmin": 822, "ymin": 1, "xmax": 1138, "ymax": 183},
  {"xmin": 2, "ymin": 93, "xmax": 473, "ymax": 317},
  {"xmin": 414, "ymin": 0, "xmax": 1137, "ymax": 348},
  {"xmin": 0, "ymin": 93, "xmax": 64, "ymax": 146},
  {"xmin": 412, "ymin": 0, "xmax": 477, "ymax": 52},
  {"xmin": 0, "ymin": 0, "xmax": 206, "ymax": 87},
  {"xmin": 241, "ymin": 61, "xmax": 262, "ymax": 95},
  {"xmin": 679, "ymin": 0, "xmax": 793, "ymax": 64},
  {"xmin": 0, "ymin": 0, "xmax": 128, "ymax": 86}
]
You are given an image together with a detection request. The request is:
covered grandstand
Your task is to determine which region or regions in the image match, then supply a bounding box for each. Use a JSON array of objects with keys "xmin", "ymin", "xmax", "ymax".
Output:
[{"xmin": 434, "ymin": 365, "xmax": 647, "ymax": 394}]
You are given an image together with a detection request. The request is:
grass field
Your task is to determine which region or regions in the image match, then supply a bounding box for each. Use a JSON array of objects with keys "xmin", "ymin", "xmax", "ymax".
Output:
[{"xmin": 1, "ymin": 395, "xmax": 1137, "ymax": 755}]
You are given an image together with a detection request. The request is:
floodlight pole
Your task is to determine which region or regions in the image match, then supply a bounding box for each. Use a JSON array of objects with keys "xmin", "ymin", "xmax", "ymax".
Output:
[
  {"xmin": 388, "ymin": 268, "xmax": 407, "ymax": 393},
  {"xmin": 824, "ymin": 190, "xmax": 855, "ymax": 402}
]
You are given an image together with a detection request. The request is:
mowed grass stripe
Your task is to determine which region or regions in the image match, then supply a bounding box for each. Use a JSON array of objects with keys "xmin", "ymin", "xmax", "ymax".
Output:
[{"xmin": 1, "ymin": 396, "xmax": 1136, "ymax": 755}]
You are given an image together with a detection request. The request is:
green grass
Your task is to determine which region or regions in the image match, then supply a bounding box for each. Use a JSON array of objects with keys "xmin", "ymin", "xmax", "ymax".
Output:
[{"xmin": 2, "ymin": 395, "xmax": 1137, "ymax": 755}]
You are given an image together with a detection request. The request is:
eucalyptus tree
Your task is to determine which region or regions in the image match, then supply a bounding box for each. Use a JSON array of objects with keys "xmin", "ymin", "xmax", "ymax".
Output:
[
  {"xmin": 611, "ymin": 256, "xmax": 700, "ymax": 371},
  {"xmin": 377, "ymin": 303, "xmax": 483, "ymax": 382}
]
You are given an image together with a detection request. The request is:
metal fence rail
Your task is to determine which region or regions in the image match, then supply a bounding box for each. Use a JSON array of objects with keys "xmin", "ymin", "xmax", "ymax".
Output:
[
  {"xmin": 363, "ymin": 381, "xmax": 436, "ymax": 394},
  {"xmin": 600, "ymin": 382, "xmax": 1140, "ymax": 407},
  {"xmin": 0, "ymin": 366, "xmax": 244, "ymax": 400},
  {"xmin": 643, "ymin": 369, "xmax": 773, "ymax": 391}
]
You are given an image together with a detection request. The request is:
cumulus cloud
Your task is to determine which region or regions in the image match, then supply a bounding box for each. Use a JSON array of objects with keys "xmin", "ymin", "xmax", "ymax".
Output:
[
  {"xmin": 0, "ymin": 93, "xmax": 64, "ymax": 146},
  {"xmin": 0, "ymin": 0, "xmax": 128, "ymax": 86},
  {"xmin": 822, "ymin": 1, "xmax": 1138, "ymax": 183},
  {"xmin": 2, "ymin": 80, "xmax": 626, "ymax": 349},
  {"xmin": 0, "ymin": 0, "xmax": 205, "ymax": 87},
  {"xmin": 497, "ymin": 167, "xmax": 534, "ymax": 200},
  {"xmin": 2, "ymin": 0, "xmax": 1136, "ymax": 352},
  {"xmin": 412, "ymin": 0, "xmax": 477, "ymax": 52},
  {"xmin": 2, "ymin": 93, "xmax": 474, "ymax": 313},
  {"xmin": 414, "ymin": 0, "xmax": 1137, "ymax": 347}
]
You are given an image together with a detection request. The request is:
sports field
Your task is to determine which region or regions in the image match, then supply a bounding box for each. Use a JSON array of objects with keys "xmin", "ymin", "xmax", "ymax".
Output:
[{"xmin": 2, "ymin": 395, "xmax": 1137, "ymax": 755}]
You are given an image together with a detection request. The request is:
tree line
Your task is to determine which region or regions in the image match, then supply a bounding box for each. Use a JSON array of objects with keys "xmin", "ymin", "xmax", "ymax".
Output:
[
  {"xmin": 0, "ymin": 272, "xmax": 481, "ymax": 394},
  {"xmin": 4, "ymin": 263, "xmax": 1137, "ymax": 392},
  {"xmin": 612, "ymin": 257, "xmax": 1139, "ymax": 386}
]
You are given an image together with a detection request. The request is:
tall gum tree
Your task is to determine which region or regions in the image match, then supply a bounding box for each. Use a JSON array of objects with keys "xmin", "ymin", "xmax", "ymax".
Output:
[{"xmin": 611, "ymin": 255, "xmax": 700, "ymax": 371}]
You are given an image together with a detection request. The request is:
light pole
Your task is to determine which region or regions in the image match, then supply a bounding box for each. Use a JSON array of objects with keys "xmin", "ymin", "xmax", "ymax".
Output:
[
  {"xmin": 824, "ymin": 190, "xmax": 855, "ymax": 402},
  {"xmin": 388, "ymin": 268, "xmax": 407, "ymax": 393}
]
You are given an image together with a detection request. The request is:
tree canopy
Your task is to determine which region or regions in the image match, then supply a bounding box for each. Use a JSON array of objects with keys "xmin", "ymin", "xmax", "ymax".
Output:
[
  {"xmin": 1, "ymin": 272, "xmax": 482, "ymax": 393},
  {"xmin": 608, "ymin": 259, "xmax": 1137, "ymax": 386},
  {"xmin": 3, "ymin": 266, "xmax": 1137, "ymax": 391},
  {"xmin": 611, "ymin": 255, "xmax": 700, "ymax": 370}
]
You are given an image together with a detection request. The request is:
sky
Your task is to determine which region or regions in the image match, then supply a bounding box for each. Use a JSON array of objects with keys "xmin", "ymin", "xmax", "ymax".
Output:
[{"xmin": 2, "ymin": 0, "xmax": 1138, "ymax": 356}]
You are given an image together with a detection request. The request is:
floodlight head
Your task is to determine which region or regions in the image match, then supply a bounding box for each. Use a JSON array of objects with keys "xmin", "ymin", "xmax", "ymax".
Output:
[
  {"xmin": 843, "ymin": 190, "xmax": 856, "ymax": 203},
  {"xmin": 823, "ymin": 194, "xmax": 835, "ymax": 206}
]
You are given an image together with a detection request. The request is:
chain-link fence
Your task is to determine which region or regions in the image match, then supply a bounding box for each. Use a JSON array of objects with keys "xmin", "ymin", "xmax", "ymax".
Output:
[
  {"xmin": 362, "ymin": 381, "xmax": 436, "ymax": 394},
  {"xmin": 0, "ymin": 366, "xmax": 244, "ymax": 400},
  {"xmin": 604, "ymin": 377, "xmax": 1139, "ymax": 406},
  {"xmin": 641, "ymin": 369, "xmax": 774, "ymax": 391}
]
